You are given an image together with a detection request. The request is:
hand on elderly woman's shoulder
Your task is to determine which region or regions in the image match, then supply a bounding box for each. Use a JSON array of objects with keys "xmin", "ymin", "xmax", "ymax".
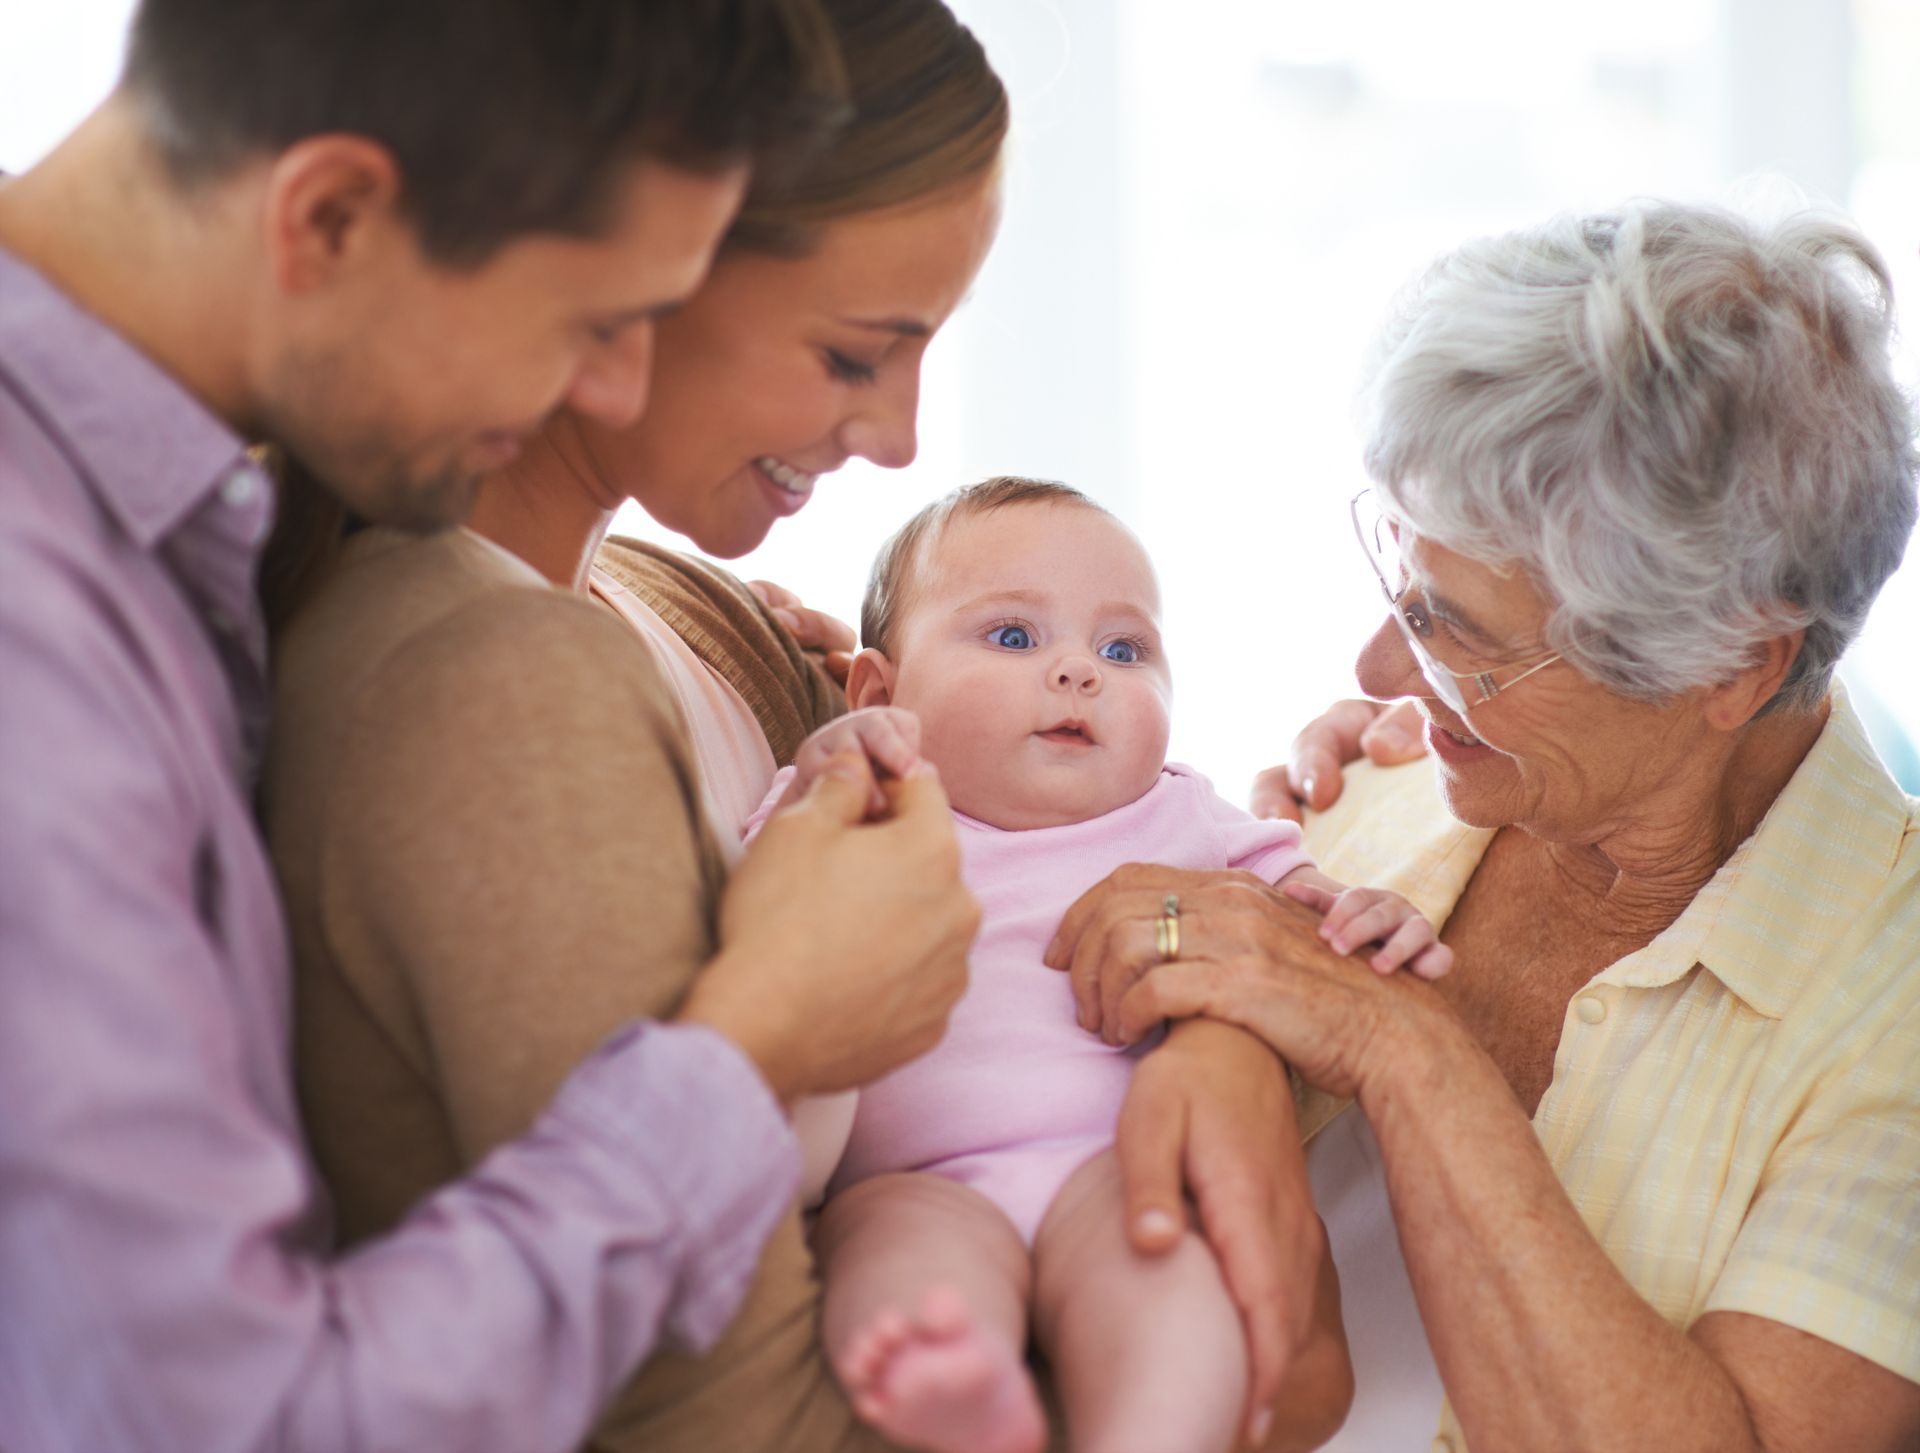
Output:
[
  {"xmin": 1249, "ymin": 698, "xmax": 1427, "ymax": 822},
  {"xmin": 1044, "ymin": 862, "xmax": 1450, "ymax": 1103}
]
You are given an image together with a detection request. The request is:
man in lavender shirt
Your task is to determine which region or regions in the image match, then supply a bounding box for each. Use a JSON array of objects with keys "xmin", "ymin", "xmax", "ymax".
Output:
[{"xmin": 0, "ymin": 3, "xmax": 981, "ymax": 1450}]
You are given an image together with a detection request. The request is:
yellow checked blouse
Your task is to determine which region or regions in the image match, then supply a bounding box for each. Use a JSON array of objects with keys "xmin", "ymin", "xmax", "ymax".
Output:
[{"xmin": 1301, "ymin": 688, "xmax": 1920, "ymax": 1452}]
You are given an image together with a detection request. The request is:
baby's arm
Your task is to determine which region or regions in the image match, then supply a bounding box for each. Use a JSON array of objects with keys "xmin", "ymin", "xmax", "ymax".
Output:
[{"xmin": 1277, "ymin": 867, "xmax": 1453, "ymax": 980}]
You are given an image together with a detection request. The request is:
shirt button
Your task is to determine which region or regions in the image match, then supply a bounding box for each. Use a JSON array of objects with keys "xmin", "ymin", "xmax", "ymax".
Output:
[
  {"xmin": 219, "ymin": 469, "xmax": 261, "ymax": 508},
  {"xmin": 1576, "ymin": 994, "xmax": 1606, "ymax": 1025}
]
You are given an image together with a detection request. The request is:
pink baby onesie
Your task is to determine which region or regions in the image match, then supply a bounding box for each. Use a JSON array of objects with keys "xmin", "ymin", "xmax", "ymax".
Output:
[{"xmin": 749, "ymin": 763, "xmax": 1309, "ymax": 1243}]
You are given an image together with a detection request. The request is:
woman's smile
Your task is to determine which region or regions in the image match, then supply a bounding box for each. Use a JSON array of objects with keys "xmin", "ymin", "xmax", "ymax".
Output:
[
  {"xmin": 1425, "ymin": 716, "xmax": 1490, "ymax": 760},
  {"xmin": 751, "ymin": 454, "xmax": 821, "ymax": 517}
]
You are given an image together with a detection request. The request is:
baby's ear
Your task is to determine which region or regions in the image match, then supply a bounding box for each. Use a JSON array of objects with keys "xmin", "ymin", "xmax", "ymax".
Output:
[{"xmin": 846, "ymin": 648, "xmax": 897, "ymax": 710}]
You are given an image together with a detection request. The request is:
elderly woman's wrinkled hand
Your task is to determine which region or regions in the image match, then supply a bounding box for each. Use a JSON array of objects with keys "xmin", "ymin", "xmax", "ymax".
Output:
[
  {"xmin": 1043, "ymin": 863, "xmax": 1432, "ymax": 1101},
  {"xmin": 1114, "ymin": 1019, "xmax": 1332, "ymax": 1445}
]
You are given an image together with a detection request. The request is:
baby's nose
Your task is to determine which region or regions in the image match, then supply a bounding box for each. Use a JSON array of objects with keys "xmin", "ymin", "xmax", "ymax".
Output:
[{"xmin": 1054, "ymin": 654, "xmax": 1101, "ymax": 690}]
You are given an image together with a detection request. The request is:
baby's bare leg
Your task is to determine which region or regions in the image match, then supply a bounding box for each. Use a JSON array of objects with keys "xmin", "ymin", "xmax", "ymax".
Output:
[
  {"xmin": 1033, "ymin": 1149, "xmax": 1247, "ymax": 1453},
  {"xmin": 815, "ymin": 1172, "xmax": 1045, "ymax": 1453}
]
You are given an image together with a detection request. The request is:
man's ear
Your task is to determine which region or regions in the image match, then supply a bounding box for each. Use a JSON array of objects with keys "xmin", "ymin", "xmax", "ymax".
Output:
[
  {"xmin": 261, "ymin": 135, "xmax": 406, "ymax": 293},
  {"xmin": 846, "ymin": 647, "xmax": 897, "ymax": 710},
  {"xmin": 1703, "ymin": 626, "xmax": 1807, "ymax": 731}
]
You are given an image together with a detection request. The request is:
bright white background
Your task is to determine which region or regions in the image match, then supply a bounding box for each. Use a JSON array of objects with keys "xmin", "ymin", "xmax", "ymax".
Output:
[{"xmin": 9, "ymin": 0, "xmax": 1918, "ymax": 795}]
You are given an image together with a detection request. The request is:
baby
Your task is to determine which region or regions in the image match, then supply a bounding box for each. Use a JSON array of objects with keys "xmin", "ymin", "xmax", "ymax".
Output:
[{"xmin": 747, "ymin": 478, "xmax": 1449, "ymax": 1453}]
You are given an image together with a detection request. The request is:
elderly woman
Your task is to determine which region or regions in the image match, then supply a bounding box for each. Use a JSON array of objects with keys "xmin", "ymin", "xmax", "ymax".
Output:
[{"xmin": 1052, "ymin": 201, "xmax": 1920, "ymax": 1452}]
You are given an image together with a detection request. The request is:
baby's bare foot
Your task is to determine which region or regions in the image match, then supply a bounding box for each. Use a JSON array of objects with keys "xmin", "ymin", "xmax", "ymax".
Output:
[{"xmin": 838, "ymin": 1286, "xmax": 1044, "ymax": 1453}]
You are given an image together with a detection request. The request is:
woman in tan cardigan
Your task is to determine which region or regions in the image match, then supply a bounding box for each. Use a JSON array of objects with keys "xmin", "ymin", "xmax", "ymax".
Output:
[{"xmin": 262, "ymin": 3, "xmax": 1350, "ymax": 1449}]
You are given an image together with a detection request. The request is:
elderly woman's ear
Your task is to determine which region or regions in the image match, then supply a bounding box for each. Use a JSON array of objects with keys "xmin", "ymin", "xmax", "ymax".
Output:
[{"xmin": 1703, "ymin": 626, "xmax": 1807, "ymax": 731}]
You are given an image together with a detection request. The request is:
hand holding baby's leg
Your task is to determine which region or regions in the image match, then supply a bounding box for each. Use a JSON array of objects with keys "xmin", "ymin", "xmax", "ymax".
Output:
[
  {"xmin": 1033, "ymin": 1149, "xmax": 1247, "ymax": 1453},
  {"xmin": 815, "ymin": 1173, "xmax": 1045, "ymax": 1453}
]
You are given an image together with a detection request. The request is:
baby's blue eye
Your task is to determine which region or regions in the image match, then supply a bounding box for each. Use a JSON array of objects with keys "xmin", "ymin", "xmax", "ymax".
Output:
[
  {"xmin": 988, "ymin": 625, "xmax": 1033, "ymax": 650},
  {"xmin": 1101, "ymin": 639, "xmax": 1139, "ymax": 664}
]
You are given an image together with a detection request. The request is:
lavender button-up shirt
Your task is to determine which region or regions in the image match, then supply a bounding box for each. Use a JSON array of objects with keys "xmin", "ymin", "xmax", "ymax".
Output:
[{"xmin": 0, "ymin": 245, "xmax": 799, "ymax": 1453}]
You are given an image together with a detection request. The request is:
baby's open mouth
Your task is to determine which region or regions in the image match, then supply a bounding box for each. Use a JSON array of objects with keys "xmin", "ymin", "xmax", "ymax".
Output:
[{"xmin": 1036, "ymin": 721, "xmax": 1095, "ymax": 746}]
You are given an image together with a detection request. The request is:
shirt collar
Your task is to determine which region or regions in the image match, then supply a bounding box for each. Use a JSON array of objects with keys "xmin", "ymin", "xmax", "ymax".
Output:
[
  {"xmin": 1597, "ymin": 685, "xmax": 1912, "ymax": 1018},
  {"xmin": 0, "ymin": 245, "xmax": 254, "ymax": 548}
]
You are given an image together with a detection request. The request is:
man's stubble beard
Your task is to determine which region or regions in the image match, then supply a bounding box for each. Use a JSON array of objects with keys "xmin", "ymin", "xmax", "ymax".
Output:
[{"xmin": 260, "ymin": 346, "xmax": 483, "ymax": 536}]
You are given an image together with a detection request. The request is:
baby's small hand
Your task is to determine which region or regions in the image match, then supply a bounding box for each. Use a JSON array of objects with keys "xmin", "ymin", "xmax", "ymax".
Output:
[
  {"xmin": 791, "ymin": 707, "xmax": 928, "ymax": 817},
  {"xmin": 1281, "ymin": 881, "xmax": 1452, "ymax": 980}
]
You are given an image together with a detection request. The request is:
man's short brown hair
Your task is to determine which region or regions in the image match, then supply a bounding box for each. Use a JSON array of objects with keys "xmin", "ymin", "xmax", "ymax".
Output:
[
  {"xmin": 124, "ymin": 0, "xmax": 848, "ymax": 265},
  {"xmin": 860, "ymin": 476, "xmax": 1106, "ymax": 657}
]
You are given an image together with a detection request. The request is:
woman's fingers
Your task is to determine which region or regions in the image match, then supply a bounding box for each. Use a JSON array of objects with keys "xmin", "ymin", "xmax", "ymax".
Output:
[
  {"xmin": 1247, "ymin": 765, "xmax": 1306, "ymax": 824},
  {"xmin": 1250, "ymin": 697, "xmax": 1429, "ymax": 820},
  {"xmin": 1065, "ymin": 906, "xmax": 1144, "ymax": 1038},
  {"xmin": 1201, "ymin": 1186, "xmax": 1292, "ymax": 1437},
  {"xmin": 1095, "ymin": 915, "xmax": 1162, "ymax": 1045},
  {"xmin": 1359, "ymin": 698, "xmax": 1427, "ymax": 764},
  {"xmin": 749, "ymin": 578, "xmax": 861, "ymax": 657},
  {"xmin": 1112, "ymin": 1073, "xmax": 1189, "ymax": 1254},
  {"xmin": 1114, "ymin": 960, "xmax": 1219, "ymax": 1045},
  {"xmin": 1045, "ymin": 878, "xmax": 1111, "ymax": 970}
]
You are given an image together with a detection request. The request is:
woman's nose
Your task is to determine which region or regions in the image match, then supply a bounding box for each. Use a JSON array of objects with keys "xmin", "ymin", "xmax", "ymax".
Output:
[
  {"xmin": 839, "ymin": 364, "xmax": 921, "ymax": 470},
  {"xmin": 566, "ymin": 321, "xmax": 655, "ymax": 430},
  {"xmin": 1354, "ymin": 614, "xmax": 1422, "ymax": 701}
]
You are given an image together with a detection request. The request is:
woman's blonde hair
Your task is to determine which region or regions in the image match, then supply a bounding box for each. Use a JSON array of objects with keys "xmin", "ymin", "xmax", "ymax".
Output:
[{"xmin": 723, "ymin": 0, "xmax": 1007, "ymax": 255}]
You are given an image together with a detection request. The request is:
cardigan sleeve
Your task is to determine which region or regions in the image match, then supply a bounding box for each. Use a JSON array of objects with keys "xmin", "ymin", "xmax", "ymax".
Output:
[{"xmin": 315, "ymin": 587, "xmax": 899, "ymax": 1453}]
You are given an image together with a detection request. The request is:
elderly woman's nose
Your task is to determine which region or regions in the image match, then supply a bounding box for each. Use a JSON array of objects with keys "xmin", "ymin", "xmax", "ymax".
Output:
[{"xmin": 1355, "ymin": 615, "xmax": 1422, "ymax": 701}]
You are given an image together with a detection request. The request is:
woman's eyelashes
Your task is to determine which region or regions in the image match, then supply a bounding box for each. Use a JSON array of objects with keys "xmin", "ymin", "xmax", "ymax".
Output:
[{"xmin": 823, "ymin": 347, "xmax": 880, "ymax": 385}]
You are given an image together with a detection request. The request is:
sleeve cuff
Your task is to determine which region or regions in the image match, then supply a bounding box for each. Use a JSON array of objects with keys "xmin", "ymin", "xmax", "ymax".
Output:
[
  {"xmin": 547, "ymin": 1019, "xmax": 801, "ymax": 1351},
  {"xmin": 1703, "ymin": 1265, "xmax": 1920, "ymax": 1385}
]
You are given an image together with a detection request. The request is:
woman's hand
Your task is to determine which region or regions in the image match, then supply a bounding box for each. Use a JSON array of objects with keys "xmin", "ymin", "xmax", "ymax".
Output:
[
  {"xmin": 1249, "ymin": 698, "xmax": 1427, "ymax": 822},
  {"xmin": 1114, "ymin": 1019, "xmax": 1340, "ymax": 1448},
  {"xmin": 1044, "ymin": 863, "xmax": 1432, "ymax": 1102},
  {"xmin": 749, "ymin": 579, "xmax": 858, "ymax": 685},
  {"xmin": 683, "ymin": 755, "xmax": 978, "ymax": 1101}
]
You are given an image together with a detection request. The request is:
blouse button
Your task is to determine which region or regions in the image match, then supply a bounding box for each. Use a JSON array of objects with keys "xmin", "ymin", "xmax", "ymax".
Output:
[
  {"xmin": 219, "ymin": 468, "xmax": 261, "ymax": 508},
  {"xmin": 1576, "ymin": 994, "xmax": 1607, "ymax": 1025}
]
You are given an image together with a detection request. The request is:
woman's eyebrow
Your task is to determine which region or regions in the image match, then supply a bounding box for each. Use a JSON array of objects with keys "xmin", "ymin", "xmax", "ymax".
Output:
[
  {"xmin": 1423, "ymin": 587, "xmax": 1503, "ymax": 645},
  {"xmin": 837, "ymin": 315, "xmax": 931, "ymax": 338}
]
